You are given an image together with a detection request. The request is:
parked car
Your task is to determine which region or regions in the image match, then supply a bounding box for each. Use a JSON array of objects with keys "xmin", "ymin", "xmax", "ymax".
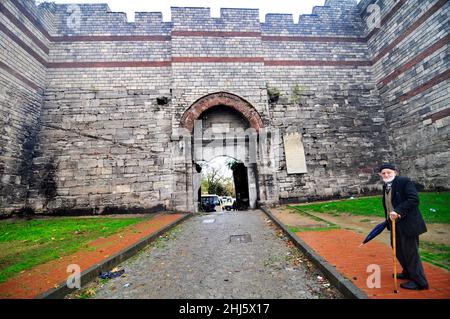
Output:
[
  {"xmin": 200, "ymin": 195, "xmax": 222, "ymax": 212},
  {"xmin": 222, "ymin": 197, "xmax": 235, "ymax": 211}
]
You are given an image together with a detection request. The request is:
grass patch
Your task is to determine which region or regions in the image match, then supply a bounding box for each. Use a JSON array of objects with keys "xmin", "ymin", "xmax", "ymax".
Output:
[
  {"xmin": 288, "ymin": 225, "xmax": 340, "ymax": 233},
  {"xmin": 0, "ymin": 216, "xmax": 149, "ymax": 283},
  {"xmin": 292, "ymin": 208, "xmax": 338, "ymax": 225},
  {"xmin": 290, "ymin": 192, "xmax": 450, "ymax": 224},
  {"xmin": 419, "ymin": 241, "xmax": 450, "ymax": 271},
  {"xmin": 285, "ymin": 207, "xmax": 340, "ymax": 232}
]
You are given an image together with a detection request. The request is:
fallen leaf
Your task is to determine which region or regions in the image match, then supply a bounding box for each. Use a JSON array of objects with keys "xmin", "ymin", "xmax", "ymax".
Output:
[{"xmin": 86, "ymin": 289, "xmax": 96, "ymax": 296}]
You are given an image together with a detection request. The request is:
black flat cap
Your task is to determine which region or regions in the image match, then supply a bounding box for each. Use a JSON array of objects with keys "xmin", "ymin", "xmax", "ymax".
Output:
[{"xmin": 379, "ymin": 163, "xmax": 396, "ymax": 172}]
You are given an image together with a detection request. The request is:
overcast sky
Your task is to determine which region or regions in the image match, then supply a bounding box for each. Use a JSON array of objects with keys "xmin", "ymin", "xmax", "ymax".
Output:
[
  {"xmin": 200, "ymin": 156, "xmax": 234, "ymax": 179},
  {"xmin": 46, "ymin": 0, "xmax": 338, "ymax": 23}
]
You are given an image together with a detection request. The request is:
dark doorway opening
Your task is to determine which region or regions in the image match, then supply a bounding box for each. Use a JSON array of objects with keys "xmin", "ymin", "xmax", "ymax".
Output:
[{"xmin": 228, "ymin": 161, "xmax": 250, "ymax": 211}]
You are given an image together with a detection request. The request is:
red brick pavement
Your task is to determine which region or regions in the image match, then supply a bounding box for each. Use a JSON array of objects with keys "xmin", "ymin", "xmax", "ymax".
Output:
[{"xmin": 296, "ymin": 229, "xmax": 450, "ymax": 299}]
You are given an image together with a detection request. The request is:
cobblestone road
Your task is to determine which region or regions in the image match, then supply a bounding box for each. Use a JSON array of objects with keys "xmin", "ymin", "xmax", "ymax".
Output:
[{"xmin": 90, "ymin": 210, "xmax": 342, "ymax": 299}]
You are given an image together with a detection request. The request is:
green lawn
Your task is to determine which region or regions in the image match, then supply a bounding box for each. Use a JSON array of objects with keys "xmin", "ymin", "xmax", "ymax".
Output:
[
  {"xmin": 0, "ymin": 216, "xmax": 148, "ymax": 283},
  {"xmin": 420, "ymin": 241, "xmax": 450, "ymax": 271},
  {"xmin": 291, "ymin": 192, "xmax": 450, "ymax": 224},
  {"xmin": 288, "ymin": 225, "xmax": 340, "ymax": 233}
]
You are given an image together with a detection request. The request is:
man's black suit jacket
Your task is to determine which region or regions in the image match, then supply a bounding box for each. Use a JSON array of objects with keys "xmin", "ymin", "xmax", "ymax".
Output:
[{"xmin": 382, "ymin": 176, "xmax": 427, "ymax": 237}]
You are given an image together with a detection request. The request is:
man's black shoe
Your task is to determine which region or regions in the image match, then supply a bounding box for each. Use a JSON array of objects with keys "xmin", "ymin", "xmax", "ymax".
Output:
[
  {"xmin": 400, "ymin": 281, "xmax": 429, "ymax": 290},
  {"xmin": 392, "ymin": 273, "xmax": 410, "ymax": 280}
]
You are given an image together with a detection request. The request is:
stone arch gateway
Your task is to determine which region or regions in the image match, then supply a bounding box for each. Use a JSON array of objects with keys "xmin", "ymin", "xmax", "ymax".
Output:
[
  {"xmin": 179, "ymin": 92, "xmax": 265, "ymax": 212},
  {"xmin": 180, "ymin": 92, "xmax": 264, "ymax": 133}
]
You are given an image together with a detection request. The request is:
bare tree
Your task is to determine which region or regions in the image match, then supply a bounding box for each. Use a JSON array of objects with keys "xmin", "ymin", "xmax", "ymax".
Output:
[{"xmin": 203, "ymin": 166, "xmax": 226, "ymax": 195}]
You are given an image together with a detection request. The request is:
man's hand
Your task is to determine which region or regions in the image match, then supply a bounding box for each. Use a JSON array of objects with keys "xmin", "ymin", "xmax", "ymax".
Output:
[{"xmin": 389, "ymin": 212, "xmax": 401, "ymax": 220}]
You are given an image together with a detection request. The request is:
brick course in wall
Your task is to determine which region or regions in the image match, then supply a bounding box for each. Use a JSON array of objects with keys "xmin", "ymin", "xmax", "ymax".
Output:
[{"xmin": 0, "ymin": 0, "xmax": 448, "ymax": 215}]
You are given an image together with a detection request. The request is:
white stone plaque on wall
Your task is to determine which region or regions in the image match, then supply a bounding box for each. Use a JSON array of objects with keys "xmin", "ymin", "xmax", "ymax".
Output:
[{"xmin": 283, "ymin": 132, "xmax": 307, "ymax": 174}]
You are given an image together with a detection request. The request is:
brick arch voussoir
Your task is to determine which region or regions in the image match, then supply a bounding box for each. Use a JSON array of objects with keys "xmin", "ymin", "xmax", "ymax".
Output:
[{"xmin": 181, "ymin": 93, "xmax": 264, "ymax": 132}]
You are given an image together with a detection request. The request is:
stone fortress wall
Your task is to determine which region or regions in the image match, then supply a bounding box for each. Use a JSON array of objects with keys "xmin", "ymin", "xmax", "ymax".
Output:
[
  {"xmin": 0, "ymin": 0, "xmax": 448, "ymax": 215},
  {"xmin": 359, "ymin": 0, "xmax": 449, "ymax": 189}
]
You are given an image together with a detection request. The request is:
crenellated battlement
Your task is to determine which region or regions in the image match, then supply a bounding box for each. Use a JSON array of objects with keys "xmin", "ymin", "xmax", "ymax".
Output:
[
  {"xmin": 324, "ymin": 0, "xmax": 359, "ymax": 8},
  {"xmin": 262, "ymin": 2, "xmax": 364, "ymax": 36},
  {"xmin": 29, "ymin": 0, "xmax": 365, "ymax": 36},
  {"xmin": 171, "ymin": 7, "xmax": 260, "ymax": 32},
  {"xmin": 48, "ymin": 3, "xmax": 171, "ymax": 35}
]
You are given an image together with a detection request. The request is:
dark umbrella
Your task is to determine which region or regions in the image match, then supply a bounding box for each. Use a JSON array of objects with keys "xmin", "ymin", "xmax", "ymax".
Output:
[{"xmin": 359, "ymin": 220, "xmax": 387, "ymax": 247}]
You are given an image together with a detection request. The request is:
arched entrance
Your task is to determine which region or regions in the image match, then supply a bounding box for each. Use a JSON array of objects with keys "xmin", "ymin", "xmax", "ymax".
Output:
[
  {"xmin": 180, "ymin": 92, "xmax": 264, "ymax": 212},
  {"xmin": 180, "ymin": 92, "xmax": 264, "ymax": 132}
]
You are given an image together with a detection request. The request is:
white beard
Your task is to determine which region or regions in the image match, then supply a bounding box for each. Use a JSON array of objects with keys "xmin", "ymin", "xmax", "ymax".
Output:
[{"xmin": 383, "ymin": 176, "xmax": 396, "ymax": 183}]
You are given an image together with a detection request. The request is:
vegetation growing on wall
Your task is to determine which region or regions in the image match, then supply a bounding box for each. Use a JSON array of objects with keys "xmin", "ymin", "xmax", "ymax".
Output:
[
  {"xmin": 291, "ymin": 84, "xmax": 304, "ymax": 105},
  {"xmin": 266, "ymin": 85, "xmax": 281, "ymax": 104}
]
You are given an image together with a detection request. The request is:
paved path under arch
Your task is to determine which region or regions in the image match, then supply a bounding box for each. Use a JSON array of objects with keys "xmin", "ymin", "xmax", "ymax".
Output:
[{"xmin": 90, "ymin": 210, "xmax": 342, "ymax": 299}]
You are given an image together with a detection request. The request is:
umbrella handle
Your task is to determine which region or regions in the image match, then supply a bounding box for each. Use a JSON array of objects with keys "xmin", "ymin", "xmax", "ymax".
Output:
[{"xmin": 392, "ymin": 219, "xmax": 398, "ymax": 293}]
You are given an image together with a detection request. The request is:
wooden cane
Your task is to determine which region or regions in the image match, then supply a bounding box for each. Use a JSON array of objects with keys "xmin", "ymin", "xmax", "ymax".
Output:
[{"xmin": 392, "ymin": 218, "xmax": 398, "ymax": 293}]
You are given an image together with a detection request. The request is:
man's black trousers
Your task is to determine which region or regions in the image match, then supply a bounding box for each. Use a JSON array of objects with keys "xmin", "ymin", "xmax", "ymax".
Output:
[{"xmin": 391, "ymin": 231, "xmax": 429, "ymax": 287}]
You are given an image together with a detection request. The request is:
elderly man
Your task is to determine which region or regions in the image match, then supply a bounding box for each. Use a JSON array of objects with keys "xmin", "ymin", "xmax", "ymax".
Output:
[{"xmin": 379, "ymin": 163, "xmax": 429, "ymax": 290}]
